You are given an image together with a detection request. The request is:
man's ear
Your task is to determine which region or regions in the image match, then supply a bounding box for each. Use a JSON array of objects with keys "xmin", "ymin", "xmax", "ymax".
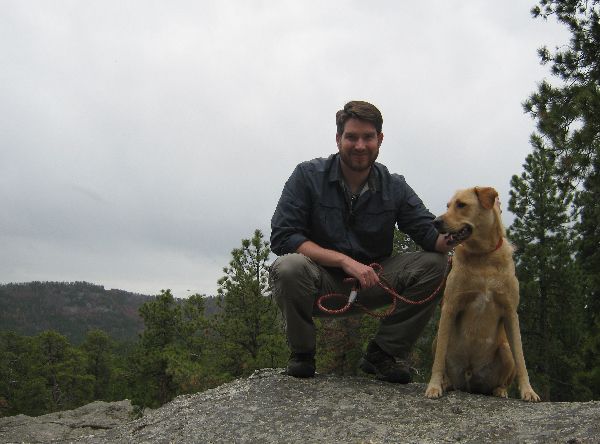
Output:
[{"xmin": 474, "ymin": 187, "xmax": 498, "ymax": 210}]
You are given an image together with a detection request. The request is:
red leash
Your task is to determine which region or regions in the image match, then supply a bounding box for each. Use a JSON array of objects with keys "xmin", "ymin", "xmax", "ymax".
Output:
[{"xmin": 317, "ymin": 257, "xmax": 452, "ymax": 318}]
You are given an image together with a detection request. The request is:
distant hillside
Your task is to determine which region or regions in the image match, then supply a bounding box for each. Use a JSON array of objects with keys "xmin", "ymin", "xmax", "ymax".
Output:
[
  {"xmin": 0, "ymin": 282, "xmax": 221, "ymax": 344},
  {"xmin": 0, "ymin": 281, "xmax": 154, "ymax": 344}
]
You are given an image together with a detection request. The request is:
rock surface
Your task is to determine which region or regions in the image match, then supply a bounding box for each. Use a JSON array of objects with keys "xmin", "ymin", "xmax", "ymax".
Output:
[
  {"xmin": 0, "ymin": 400, "xmax": 136, "ymax": 443},
  {"xmin": 2, "ymin": 369, "xmax": 599, "ymax": 443}
]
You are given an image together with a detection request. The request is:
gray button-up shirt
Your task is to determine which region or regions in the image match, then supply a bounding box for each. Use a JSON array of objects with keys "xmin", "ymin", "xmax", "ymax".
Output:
[{"xmin": 270, "ymin": 153, "xmax": 439, "ymax": 265}]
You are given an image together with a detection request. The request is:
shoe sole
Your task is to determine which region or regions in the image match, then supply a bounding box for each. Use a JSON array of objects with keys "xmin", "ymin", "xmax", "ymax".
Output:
[
  {"xmin": 286, "ymin": 362, "xmax": 315, "ymax": 378},
  {"xmin": 359, "ymin": 358, "xmax": 411, "ymax": 384}
]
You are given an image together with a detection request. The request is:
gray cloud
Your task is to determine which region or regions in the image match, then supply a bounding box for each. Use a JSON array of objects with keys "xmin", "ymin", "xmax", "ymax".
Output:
[{"xmin": 0, "ymin": 0, "xmax": 569, "ymax": 297}]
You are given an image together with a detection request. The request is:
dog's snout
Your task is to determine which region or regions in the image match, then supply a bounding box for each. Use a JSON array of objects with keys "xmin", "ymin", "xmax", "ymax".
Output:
[{"xmin": 433, "ymin": 217, "xmax": 446, "ymax": 233}]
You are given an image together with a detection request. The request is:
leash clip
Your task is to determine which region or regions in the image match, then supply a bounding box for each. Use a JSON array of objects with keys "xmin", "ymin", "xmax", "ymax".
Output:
[{"xmin": 348, "ymin": 289, "xmax": 359, "ymax": 304}]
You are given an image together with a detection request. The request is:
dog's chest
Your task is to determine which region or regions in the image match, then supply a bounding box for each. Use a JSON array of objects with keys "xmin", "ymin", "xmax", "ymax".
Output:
[{"xmin": 471, "ymin": 291, "xmax": 493, "ymax": 312}]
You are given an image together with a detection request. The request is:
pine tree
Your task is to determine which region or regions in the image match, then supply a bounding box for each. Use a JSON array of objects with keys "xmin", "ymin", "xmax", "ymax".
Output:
[
  {"xmin": 79, "ymin": 330, "xmax": 116, "ymax": 401},
  {"xmin": 129, "ymin": 290, "xmax": 206, "ymax": 408},
  {"xmin": 0, "ymin": 331, "xmax": 48, "ymax": 416},
  {"xmin": 573, "ymin": 159, "xmax": 600, "ymax": 399},
  {"xmin": 508, "ymin": 148, "xmax": 586, "ymax": 400},
  {"xmin": 524, "ymin": 0, "xmax": 600, "ymax": 181},
  {"xmin": 209, "ymin": 229, "xmax": 286, "ymax": 377},
  {"xmin": 576, "ymin": 159, "xmax": 600, "ymax": 318},
  {"xmin": 58, "ymin": 348, "xmax": 94, "ymax": 410},
  {"xmin": 35, "ymin": 331, "xmax": 72, "ymax": 412},
  {"xmin": 522, "ymin": 0, "xmax": 600, "ymax": 400}
]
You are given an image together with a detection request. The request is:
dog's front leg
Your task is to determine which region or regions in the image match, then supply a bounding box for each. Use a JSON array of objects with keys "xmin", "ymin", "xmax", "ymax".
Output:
[
  {"xmin": 504, "ymin": 312, "xmax": 541, "ymax": 402},
  {"xmin": 425, "ymin": 309, "xmax": 455, "ymax": 399}
]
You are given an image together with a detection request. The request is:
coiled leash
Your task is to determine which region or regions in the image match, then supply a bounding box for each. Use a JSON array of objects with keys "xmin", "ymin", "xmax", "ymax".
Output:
[{"xmin": 317, "ymin": 256, "xmax": 453, "ymax": 318}]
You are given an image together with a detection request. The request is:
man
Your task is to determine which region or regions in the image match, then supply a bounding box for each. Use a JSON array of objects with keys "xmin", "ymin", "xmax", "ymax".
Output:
[{"xmin": 269, "ymin": 100, "xmax": 452, "ymax": 382}]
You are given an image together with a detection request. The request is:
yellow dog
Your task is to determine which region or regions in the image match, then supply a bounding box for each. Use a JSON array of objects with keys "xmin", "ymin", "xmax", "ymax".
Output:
[{"xmin": 425, "ymin": 187, "xmax": 540, "ymax": 402}]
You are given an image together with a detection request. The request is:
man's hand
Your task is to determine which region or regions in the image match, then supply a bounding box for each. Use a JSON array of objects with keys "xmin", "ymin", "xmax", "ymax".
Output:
[
  {"xmin": 434, "ymin": 233, "xmax": 454, "ymax": 254},
  {"xmin": 295, "ymin": 241, "xmax": 380, "ymax": 288},
  {"xmin": 340, "ymin": 257, "xmax": 380, "ymax": 289}
]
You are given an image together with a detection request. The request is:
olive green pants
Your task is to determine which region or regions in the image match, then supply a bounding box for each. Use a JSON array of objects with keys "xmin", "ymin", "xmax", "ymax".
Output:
[{"xmin": 269, "ymin": 252, "xmax": 447, "ymax": 359}]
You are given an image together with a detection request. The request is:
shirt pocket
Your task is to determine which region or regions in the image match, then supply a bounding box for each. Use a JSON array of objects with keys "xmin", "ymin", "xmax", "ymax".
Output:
[
  {"xmin": 312, "ymin": 203, "xmax": 346, "ymax": 244},
  {"xmin": 356, "ymin": 204, "xmax": 396, "ymax": 254}
]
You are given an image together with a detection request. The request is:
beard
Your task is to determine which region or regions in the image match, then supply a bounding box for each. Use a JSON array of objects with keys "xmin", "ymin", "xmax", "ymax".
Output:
[{"xmin": 339, "ymin": 149, "xmax": 378, "ymax": 173}]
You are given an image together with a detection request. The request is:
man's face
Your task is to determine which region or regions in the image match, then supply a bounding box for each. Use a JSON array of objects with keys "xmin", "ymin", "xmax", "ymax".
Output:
[{"xmin": 336, "ymin": 118, "xmax": 383, "ymax": 173}]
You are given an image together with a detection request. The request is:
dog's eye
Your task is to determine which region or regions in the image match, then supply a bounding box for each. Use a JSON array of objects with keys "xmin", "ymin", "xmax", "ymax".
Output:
[{"xmin": 457, "ymin": 202, "xmax": 467, "ymax": 209}]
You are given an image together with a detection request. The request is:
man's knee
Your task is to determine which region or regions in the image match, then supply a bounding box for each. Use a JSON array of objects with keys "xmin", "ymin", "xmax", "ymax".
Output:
[
  {"xmin": 423, "ymin": 251, "xmax": 450, "ymax": 278},
  {"xmin": 408, "ymin": 252, "xmax": 449, "ymax": 301},
  {"xmin": 271, "ymin": 253, "xmax": 312, "ymax": 281},
  {"xmin": 269, "ymin": 253, "xmax": 320, "ymax": 300}
]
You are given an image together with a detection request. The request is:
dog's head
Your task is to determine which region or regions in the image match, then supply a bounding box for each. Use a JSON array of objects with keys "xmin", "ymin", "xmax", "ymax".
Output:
[{"xmin": 434, "ymin": 187, "xmax": 505, "ymax": 249}]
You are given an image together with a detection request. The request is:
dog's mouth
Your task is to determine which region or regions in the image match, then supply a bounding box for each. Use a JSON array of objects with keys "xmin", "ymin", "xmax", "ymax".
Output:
[{"xmin": 443, "ymin": 225, "xmax": 473, "ymax": 246}]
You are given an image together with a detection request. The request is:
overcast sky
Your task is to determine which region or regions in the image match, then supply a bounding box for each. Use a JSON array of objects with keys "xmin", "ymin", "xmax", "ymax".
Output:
[{"xmin": 1, "ymin": 1, "xmax": 569, "ymax": 298}]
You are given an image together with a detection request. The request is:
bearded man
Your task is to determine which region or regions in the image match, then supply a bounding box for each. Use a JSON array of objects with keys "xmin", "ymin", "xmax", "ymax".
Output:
[{"xmin": 269, "ymin": 100, "xmax": 452, "ymax": 381}]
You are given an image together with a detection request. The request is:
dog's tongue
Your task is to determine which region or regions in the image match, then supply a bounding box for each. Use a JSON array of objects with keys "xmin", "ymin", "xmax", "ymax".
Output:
[{"xmin": 444, "ymin": 233, "xmax": 453, "ymax": 244}]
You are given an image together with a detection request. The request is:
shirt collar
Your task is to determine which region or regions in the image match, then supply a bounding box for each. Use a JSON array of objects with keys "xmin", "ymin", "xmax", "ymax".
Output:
[{"xmin": 331, "ymin": 154, "xmax": 377, "ymax": 195}]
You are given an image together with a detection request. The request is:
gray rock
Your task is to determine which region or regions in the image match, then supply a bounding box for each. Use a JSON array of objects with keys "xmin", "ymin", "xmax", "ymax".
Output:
[
  {"xmin": 3, "ymin": 369, "xmax": 600, "ymax": 443},
  {"xmin": 0, "ymin": 400, "xmax": 136, "ymax": 443}
]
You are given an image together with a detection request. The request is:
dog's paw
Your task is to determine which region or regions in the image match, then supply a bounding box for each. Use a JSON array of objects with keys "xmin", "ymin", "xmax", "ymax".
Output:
[
  {"xmin": 493, "ymin": 387, "xmax": 509, "ymax": 398},
  {"xmin": 521, "ymin": 389, "xmax": 541, "ymax": 402},
  {"xmin": 425, "ymin": 384, "xmax": 443, "ymax": 399}
]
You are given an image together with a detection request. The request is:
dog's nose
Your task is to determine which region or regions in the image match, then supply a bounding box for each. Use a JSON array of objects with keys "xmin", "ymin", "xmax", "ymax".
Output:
[{"xmin": 433, "ymin": 217, "xmax": 446, "ymax": 233}]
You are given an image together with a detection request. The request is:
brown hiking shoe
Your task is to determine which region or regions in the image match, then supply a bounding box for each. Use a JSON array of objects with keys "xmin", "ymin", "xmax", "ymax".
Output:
[
  {"xmin": 286, "ymin": 351, "xmax": 316, "ymax": 378},
  {"xmin": 359, "ymin": 340, "xmax": 411, "ymax": 383}
]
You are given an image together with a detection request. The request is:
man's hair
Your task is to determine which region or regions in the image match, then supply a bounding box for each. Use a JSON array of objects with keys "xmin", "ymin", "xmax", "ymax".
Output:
[{"xmin": 336, "ymin": 101, "xmax": 383, "ymax": 136}]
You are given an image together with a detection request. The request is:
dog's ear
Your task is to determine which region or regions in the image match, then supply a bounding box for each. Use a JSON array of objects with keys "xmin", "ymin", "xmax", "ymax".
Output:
[{"xmin": 474, "ymin": 187, "xmax": 498, "ymax": 210}]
